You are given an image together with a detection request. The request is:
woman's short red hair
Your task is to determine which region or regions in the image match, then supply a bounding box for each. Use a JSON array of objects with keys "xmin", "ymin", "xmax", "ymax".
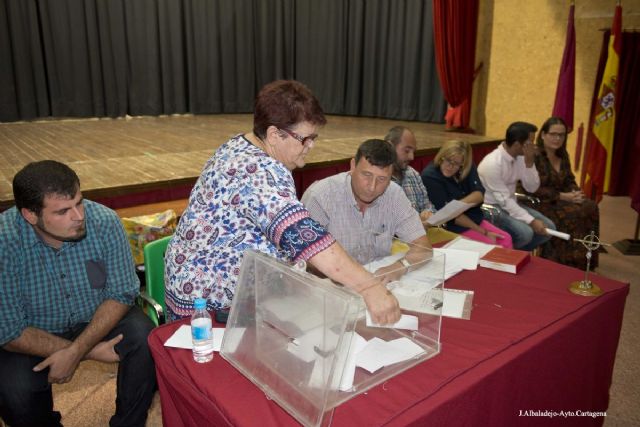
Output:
[{"xmin": 253, "ymin": 80, "xmax": 326, "ymax": 139}]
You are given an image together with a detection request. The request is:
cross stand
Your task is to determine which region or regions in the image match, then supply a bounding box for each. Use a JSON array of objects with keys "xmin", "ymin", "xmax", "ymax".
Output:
[{"xmin": 568, "ymin": 231, "xmax": 611, "ymax": 297}]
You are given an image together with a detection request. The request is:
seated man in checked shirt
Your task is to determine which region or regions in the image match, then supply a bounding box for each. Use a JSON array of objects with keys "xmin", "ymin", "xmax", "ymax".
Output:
[
  {"xmin": 301, "ymin": 139, "xmax": 431, "ymax": 279},
  {"xmin": 0, "ymin": 161, "xmax": 156, "ymax": 427},
  {"xmin": 384, "ymin": 126, "xmax": 436, "ymax": 224},
  {"xmin": 384, "ymin": 126, "xmax": 459, "ymax": 245}
]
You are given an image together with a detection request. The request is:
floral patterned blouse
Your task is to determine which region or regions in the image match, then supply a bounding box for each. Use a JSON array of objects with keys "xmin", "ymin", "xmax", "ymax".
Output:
[
  {"xmin": 531, "ymin": 152, "xmax": 579, "ymax": 202},
  {"xmin": 165, "ymin": 135, "xmax": 335, "ymax": 317}
]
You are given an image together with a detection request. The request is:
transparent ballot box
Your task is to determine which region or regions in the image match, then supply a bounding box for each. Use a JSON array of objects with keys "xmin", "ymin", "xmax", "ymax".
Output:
[{"xmin": 221, "ymin": 243, "xmax": 444, "ymax": 427}]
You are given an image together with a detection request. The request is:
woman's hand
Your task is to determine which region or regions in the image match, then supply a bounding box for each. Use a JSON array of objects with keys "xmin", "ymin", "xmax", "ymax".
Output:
[
  {"xmin": 481, "ymin": 230, "xmax": 503, "ymax": 244},
  {"xmin": 560, "ymin": 191, "xmax": 584, "ymax": 203},
  {"xmin": 571, "ymin": 190, "xmax": 585, "ymax": 203},
  {"xmin": 361, "ymin": 284, "xmax": 401, "ymax": 325},
  {"xmin": 486, "ymin": 231, "xmax": 506, "ymax": 243},
  {"xmin": 420, "ymin": 210, "xmax": 433, "ymax": 227},
  {"xmin": 476, "ymin": 227, "xmax": 504, "ymax": 244}
]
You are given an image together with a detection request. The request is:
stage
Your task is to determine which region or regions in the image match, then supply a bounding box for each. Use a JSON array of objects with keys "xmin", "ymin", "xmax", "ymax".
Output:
[{"xmin": 0, "ymin": 114, "xmax": 500, "ymax": 211}]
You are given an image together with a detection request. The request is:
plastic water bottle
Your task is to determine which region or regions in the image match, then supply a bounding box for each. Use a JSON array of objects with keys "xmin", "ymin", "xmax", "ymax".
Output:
[{"xmin": 191, "ymin": 298, "xmax": 214, "ymax": 363}]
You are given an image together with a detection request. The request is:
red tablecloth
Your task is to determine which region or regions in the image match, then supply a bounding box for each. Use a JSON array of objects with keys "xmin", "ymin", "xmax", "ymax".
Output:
[{"xmin": 148, "ymin": 258, "xmax": 628, "ymax": 426}]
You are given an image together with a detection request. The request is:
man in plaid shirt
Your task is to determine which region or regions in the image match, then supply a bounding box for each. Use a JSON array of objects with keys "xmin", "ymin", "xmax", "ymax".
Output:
[
  {"xmin": 385, "ymin": 126, "xmax": 436, "ymax": 225},
  {"xmin": 0, "ymin": 161, "xmax": 156, "ymax": 427}
]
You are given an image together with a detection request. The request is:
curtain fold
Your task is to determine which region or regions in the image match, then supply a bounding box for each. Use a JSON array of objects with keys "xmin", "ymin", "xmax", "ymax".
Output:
[
  {"xmin": 253, "ymin": 0, "xmax": 296, "ymax": 89},
  {"xmin": 432, "ymin": 0, "xmax": 479, "ymax": 130},
  {"xmin": 0, "ymin": 0, "xmax": 51, "ymax": 120},
  {"xmin": 295, "ymin": 0, "xmax": 445, "ymax": 121},
  {"xmin": 1, "ymin": 0, "xmax": 444, "ymax": 123},
  {"xmin": 551, "ymin": 3, "xmax": 576, "ymax": 133}
]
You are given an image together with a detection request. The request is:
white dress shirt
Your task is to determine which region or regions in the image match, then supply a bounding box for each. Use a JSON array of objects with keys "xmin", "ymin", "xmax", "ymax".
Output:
[{"xmin": 477, "ymin": 143, "xmax": 540, "ymax": 224}]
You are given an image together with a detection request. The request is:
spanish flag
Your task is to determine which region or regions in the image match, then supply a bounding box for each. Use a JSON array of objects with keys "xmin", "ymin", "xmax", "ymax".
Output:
[{"xmin": 582, "ymin": 3, "xmax": 622, "ymax": 202}]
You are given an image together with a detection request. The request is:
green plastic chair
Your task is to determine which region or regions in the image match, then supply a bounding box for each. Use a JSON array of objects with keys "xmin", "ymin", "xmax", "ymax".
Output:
[{"xmin": 137, "ymin": 235, "xmax": 172, "ymax": 326}]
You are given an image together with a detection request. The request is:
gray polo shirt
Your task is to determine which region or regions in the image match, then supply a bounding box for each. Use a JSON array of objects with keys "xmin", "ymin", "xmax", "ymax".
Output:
[{"xmin": 301, "ymin": 172, "xmax": 425, "ymax": 264}]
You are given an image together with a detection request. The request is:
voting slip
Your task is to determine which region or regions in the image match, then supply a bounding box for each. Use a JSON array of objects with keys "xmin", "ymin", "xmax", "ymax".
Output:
[{"xmin": 426, "ymin": 200, "xmax": 475, "ymax": 227}]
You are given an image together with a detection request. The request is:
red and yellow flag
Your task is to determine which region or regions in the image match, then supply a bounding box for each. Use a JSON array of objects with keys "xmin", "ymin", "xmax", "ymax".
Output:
[{"xmin": 583, "ymin": 4, "xmax": 622, "ymax": 201}]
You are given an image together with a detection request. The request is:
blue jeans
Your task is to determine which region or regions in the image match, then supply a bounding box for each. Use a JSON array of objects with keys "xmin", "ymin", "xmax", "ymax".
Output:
[
  {"xmin": 0, "ymin": 306, "xmax": 156, "ymax": 427},
  {"xmin": 483, "ymin": 204, "xmax": 556, "ymax": 251}
]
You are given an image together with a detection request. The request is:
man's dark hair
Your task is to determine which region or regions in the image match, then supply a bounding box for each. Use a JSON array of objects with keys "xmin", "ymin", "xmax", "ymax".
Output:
[
  {"xmin": 13, "ymin": 160, "xmax": 80, "ymax": 215},
  {"xmin": 505, "ymin": 122, "xmax": 538, "ymax": 147},
  {"xmin": 384, "ymin": 126, "xmax": 409, "ymax": 146},
  {"xmin": 354, "ymin": 139, "xmax": 397, "ymax": 168}
]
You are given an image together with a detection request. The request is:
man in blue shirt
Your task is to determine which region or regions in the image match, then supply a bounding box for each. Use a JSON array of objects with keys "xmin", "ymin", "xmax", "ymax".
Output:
[{"xmin": 0, "ymin": 161, "xmax": 156, "ymax": 427}]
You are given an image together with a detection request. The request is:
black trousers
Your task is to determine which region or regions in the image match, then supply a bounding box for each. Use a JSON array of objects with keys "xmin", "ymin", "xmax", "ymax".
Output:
[{"xmin": 0, "ymin": 306, "xmax": 156, "ymax": 427}]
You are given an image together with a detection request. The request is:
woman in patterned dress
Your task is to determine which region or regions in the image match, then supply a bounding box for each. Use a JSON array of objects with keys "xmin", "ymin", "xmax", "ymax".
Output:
[
  {"xmin": 526, "ymin": 117, "xmax": 599, "ymax": 269},
  {"xmin": 165, "ymin": 80, "xmax": 400, "ymax": 324}
]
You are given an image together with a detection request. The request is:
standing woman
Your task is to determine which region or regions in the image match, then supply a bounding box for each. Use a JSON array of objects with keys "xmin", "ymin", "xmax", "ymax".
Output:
[
  {"xmin": 422, "ymin": 140, "xmax": 512, "ymax": 248},
  {"xmin": 164, "ymin": 80, "xmax": 399, "ymax": 324},
  {"xmin": 525, "ymin": 117, "xmax": 599, "ymax": 269}
]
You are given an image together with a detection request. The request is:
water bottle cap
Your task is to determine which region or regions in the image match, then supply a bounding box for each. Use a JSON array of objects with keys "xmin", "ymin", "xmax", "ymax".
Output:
[{"xmin": 194, "ymin": 298, "xmax": 206, "ymax": 310}]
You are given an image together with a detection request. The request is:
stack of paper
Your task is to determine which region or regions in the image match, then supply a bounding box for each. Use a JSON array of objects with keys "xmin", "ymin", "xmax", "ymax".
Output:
[
  {"xmin": 364, "ymin": 251, "xmax": 476, "ymax": 319},
  {"xmin": 443, "ymin": 236, "xmax": 496, "ymax": 257},
  {"xmin": 338, "ymin": 333, "xmax": 426, "ymax": 391},
  {"xmin": 164, "ymin": 325, "xmax": 226, "ymax": 351}
]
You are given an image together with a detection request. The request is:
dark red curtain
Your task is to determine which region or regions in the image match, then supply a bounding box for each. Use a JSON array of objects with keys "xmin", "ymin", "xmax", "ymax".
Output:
[
  {"xmin": 432, "ymin": 0, "xmax": 479, "ymax": 130},
  {"xmin": 552, "ymin": 4, "xmax": 576, "ymax": 133},
  {"xmin": 608, "ymin": 32, "xmax": 640, "ymax": 214}
]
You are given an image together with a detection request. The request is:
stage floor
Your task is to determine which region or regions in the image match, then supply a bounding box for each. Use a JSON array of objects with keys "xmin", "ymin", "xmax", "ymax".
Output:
[{"xmin": 0, "ymin": 114, "xmax": 500, "ymax": 210}]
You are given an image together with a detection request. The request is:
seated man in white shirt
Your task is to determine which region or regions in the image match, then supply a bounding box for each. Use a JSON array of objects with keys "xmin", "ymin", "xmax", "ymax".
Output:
[
  {"xmin": 301, "ymin": 139, "xmax": 431, "ymax": 275},
  {"xmin": 477, "ymin": 122, "xmax": 556, "ymax": 251}
]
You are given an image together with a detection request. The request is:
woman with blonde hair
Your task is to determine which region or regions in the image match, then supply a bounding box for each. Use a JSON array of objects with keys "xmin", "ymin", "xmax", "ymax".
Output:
[{"xmin": 422, "ymin": 140, "xmax": 512, "ymax": 247}]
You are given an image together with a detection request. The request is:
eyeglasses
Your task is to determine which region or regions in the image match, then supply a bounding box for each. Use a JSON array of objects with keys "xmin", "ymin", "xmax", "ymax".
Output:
[
  {"xmin": 547, "ymin": 132, "xmax": 566, "ymax": 139},
  {"xmin": 278, "ymin": 127, "xmax": 318, "ymax": 147},
  {"xmin": 443, "ymin": 157, "xmax": 463, "ymax": 169}
]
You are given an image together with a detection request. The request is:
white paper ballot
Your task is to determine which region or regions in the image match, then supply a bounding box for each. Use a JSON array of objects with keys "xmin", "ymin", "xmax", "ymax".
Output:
[
  {"xmin": 443, "ymin": 236, "xmax": 496, "ymax": 257},
  {"xmin": 365, "ymin": 311, "xmax": 419, "ymax": 331},
  {"xmin": 546, "ymin": 228, "xmax": 570, "ymax": 240},
  {"xmin": 443, "ymin": 290, "xmax": 469, "ymax": 318},
  {"xmin": 364, "ymin": 252, "xmax": 404, "ymax": 273},
  {"xmin": 339, "ymin": 333, "xmax": 368, "ymax": 391},
  {"xmin": 355, "ymin": 337, "xmax": 426, "ymax": 373},
  {"xmin": 286, "ymin": 325, "xmax": 339, "ymax": 363},
  {"xmin": 164, "ymin": 325, "xmax": 225, "ymax": 351},
  {"xmin": 365, "ymin": 253, "xmax": 444, "ymax": 288},
  {"xmin": 433, "ymin": 248, "xmax": 479, "ymax": 270},
  {"xmin": 427, "ymin": 200, "xmax": 475, "ymax": 226}
]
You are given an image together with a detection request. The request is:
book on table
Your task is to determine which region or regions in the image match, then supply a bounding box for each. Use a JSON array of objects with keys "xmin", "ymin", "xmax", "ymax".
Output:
[{"xmin": 478, "ymin": 247, "xmax": 530, "ymax": 274}]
